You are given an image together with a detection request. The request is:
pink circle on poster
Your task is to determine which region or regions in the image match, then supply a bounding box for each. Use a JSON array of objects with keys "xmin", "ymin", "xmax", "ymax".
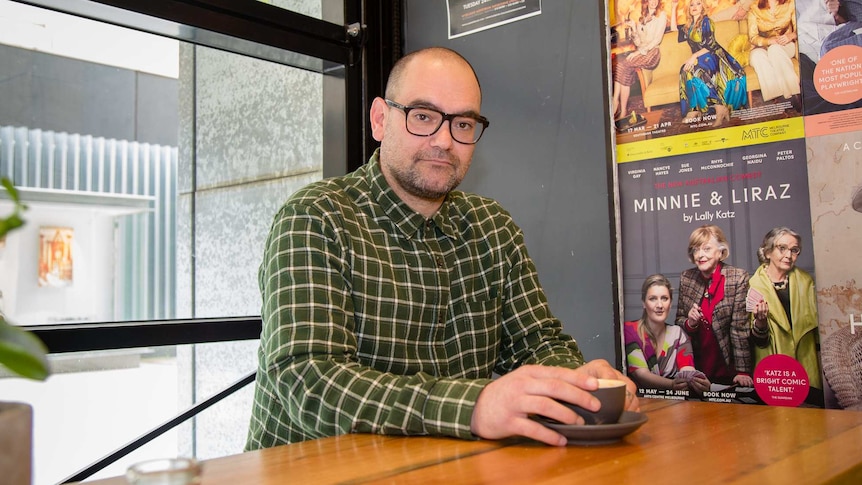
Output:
[
  {"xmin": 753, "ymin": 354, "xmax": 808, "ymax": 407},
  {"xmin": 814, "ymin": 45, "xmax": 862, "ymax": 105}
]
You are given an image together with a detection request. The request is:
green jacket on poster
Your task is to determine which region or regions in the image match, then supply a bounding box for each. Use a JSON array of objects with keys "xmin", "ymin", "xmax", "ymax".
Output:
[{"xmin": 750, "ymin": 265, "xmax": 821, "ymax": 390}]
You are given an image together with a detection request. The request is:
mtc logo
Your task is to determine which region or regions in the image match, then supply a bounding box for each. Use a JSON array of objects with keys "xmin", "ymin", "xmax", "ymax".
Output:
[{"xmin": 742, "ymin": 127, "xmax": 769, "ymax": 140}]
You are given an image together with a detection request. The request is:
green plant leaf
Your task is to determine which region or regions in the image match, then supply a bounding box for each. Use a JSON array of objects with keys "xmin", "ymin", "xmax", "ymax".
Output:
[
  {"xmin": 0, "ymin": 177, "xmax": 18, "ymax": 201},
  {"xmin": 1, "ymin": 177, "xmax": 27, "ymax": 239},
  {"xmin": 0, "ymin": 178, "xmax": 46, "ymax": 380},
  {"xmin": 0, "ymin": 319, "xmax": 50, "ymax": 381},
  {"xmin": 0, "ymin": 213, "xmax": 25, "ymax": 238}
]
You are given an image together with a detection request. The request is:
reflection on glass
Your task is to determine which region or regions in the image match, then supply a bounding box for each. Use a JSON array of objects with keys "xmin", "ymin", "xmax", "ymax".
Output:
[
  {"xmin": 0, "ymin": 0, "xmax": 326, "ymax": 325},
  {"xmin": 0, "ymin": 341, "xmax": 258, "ymax": 485},
  {"xmin": 0, "ymin": 4, "xmax": 334, "ymax": 481},
  {"xmin": 264, "ymin": 0, "xmax": 324, "ymax": 19}
]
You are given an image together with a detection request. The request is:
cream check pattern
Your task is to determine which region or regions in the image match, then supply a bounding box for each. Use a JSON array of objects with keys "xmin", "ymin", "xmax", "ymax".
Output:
[{"xmin": 246, "ymin": 150, "xmax": 584, "ymax": 449}]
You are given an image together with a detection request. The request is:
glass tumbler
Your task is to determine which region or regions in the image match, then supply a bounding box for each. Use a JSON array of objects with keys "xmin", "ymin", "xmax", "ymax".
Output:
[{"xmin": 126, "ymin": 457, "xmax": 202, "ymax": 485}]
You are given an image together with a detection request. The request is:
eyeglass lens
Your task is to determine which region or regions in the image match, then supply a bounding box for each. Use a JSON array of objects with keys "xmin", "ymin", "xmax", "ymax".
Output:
[
  {"xmin": 408, "ymin": 108, "xmax": 483, "ymax": 143},
  {"xmin": 387, "ymin": 100, "xmax": 486, "ymax": 144},
  {"xmin": 776, "ymin": 245, "xmax": 800, "ymax": 255}
]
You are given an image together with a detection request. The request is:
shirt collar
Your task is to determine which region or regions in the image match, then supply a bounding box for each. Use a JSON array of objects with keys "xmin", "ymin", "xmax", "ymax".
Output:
[{"xmin": 366, "ymin": 148, "xmax": 459, "ymax": 241}]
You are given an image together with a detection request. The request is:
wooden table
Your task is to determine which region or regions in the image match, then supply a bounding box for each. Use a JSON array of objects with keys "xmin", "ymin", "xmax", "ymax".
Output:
[{"xmin": 86, "ymin": 399, "xmax": 862, "ymax": 484}]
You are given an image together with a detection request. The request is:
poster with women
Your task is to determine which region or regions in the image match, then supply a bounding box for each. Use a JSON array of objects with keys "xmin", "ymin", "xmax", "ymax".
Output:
[
  {"xmin": 610, "ymin": 0, "xmax": 805, "ymax": 163},
  {"xmin": 608, "ymin": 0, "xmax": 862, "ymax": 409},
  {"xmin": 795, "ymin": 0, "xmax": 862, "ymax": 135},
  {"xmin": 616, "ymin": 137, "xmax": 820, "ymax": 406},
  {"xmin": 806, "ymin": 132, "xmax": 862, "ymax": 410}
]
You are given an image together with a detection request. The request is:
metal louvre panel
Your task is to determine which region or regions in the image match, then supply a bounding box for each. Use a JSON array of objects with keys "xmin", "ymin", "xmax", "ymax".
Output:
[{"xmin": 0, "ymin": 124, "xmax": 178, "ymax": 321}]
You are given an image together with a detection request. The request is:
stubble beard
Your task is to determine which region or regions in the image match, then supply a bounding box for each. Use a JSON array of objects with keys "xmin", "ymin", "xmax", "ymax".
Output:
[{"xmin": 389, "ymin": 150, "xmax": 464, "ymax": 200}]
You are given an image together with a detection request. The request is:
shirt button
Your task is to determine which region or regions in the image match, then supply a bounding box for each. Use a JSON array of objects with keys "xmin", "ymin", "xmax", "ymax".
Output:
[{"xmin": 436, "ymin": 257, "xmax": 444, "ymax": 268}]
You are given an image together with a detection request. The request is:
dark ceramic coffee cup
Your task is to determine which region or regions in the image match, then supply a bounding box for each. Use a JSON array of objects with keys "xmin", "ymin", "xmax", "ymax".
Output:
[{"xmin": 558, "ymin": 378, "xmax": 626, "ymax": 425}]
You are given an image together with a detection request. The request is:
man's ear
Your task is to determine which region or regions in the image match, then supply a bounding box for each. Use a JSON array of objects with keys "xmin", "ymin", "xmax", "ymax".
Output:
[{"xmin": 370, "ymin": 97, "xmax": 387, "ymax": 142}]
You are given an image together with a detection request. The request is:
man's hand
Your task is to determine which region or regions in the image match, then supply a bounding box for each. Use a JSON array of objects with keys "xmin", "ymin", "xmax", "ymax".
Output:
[{"xmin": 470, "ymin": 360, "xmax": 639, "ymax": 446}]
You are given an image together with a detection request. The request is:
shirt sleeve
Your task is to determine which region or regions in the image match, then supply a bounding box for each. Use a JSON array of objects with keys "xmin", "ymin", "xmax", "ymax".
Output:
[{"xmin": 258, "ymin": 201, "xmax": 491, "ymax": 442}]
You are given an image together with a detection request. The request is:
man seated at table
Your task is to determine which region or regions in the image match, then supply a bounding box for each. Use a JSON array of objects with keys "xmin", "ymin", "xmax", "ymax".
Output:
[{"xmin": 245, "ymin": 46, "xmax": 638, "ymax": 450}]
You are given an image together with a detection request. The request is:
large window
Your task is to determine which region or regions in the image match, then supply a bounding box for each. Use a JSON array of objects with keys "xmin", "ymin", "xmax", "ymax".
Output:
[
  {"xmin": 0, "ymin": 1, "xmax": 378, "ymax": 483},
  {"xmin": 0, "ymin": 0, "xmax": 357, "ymax": 325}
]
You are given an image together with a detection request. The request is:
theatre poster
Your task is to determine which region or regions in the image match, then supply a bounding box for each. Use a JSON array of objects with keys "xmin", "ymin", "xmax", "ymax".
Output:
[
  {"xmin": 447, "ymin": 0, "xmax": 542, "ymax": 39},
  {"xmin": 606, "ymin": 0, "xmax": 862, "ymax": 410}
]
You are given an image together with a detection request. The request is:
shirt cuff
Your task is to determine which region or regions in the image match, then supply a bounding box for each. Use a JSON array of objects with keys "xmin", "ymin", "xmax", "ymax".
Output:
[{"xmin": 422, "ymin": 378, "xmax": 492, "ymax": 440}]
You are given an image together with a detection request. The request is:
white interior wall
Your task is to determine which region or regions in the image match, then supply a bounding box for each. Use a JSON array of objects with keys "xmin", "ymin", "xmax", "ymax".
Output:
[{"xmin": 0, "ymin": 202, "xmax": 116, "ymax": 324}]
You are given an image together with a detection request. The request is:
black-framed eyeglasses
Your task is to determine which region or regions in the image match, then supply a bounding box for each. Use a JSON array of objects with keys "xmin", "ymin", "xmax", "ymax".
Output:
[{"xmin": 385, "ymin": 99, "xmax": 489, "ymax": 144}]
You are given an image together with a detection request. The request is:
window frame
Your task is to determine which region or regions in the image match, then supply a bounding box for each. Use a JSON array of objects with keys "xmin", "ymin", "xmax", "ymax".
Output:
[{"xmin": 9, "ymin": 0, "xmax": 397, "ymax": 352}]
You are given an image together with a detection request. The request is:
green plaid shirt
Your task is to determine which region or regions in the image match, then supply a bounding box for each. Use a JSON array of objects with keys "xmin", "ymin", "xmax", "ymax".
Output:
[{"xmin": 246, "ymin": 149, "xmax": 585, "ymax": 449}]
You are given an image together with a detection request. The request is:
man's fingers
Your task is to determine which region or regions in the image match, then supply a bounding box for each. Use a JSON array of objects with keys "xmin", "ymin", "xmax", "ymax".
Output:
[{"xmin": 513, "ymin": 418, "xmax": 568, "ymax": 447}]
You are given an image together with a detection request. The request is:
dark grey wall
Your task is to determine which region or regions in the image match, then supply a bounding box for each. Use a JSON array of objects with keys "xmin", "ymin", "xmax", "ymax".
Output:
[
  {"xmin": 0, "ymin": 44, "xmax": 177, "ymax": 146},
  {"xmin": 403, "ymin": 1, "xmax": 620, "ymax": 364}
]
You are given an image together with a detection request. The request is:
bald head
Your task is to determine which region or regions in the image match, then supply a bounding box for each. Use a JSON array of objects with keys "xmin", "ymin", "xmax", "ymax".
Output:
[{"xmin": 384, "ymin": 47, "xmax": 482, "ymax": 101}]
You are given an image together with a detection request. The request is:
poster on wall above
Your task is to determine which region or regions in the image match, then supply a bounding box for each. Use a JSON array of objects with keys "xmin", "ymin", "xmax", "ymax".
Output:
[
  {"xmin": 447, "ymin": 0, "xmax": 541, "ymax": 39},
  {"xmin": 38, "ymin": 226, "xmax": 74, "ymax": 288},
  {"xmin": 610, "ymin": 0, "xmax": 805, "ymax": 163},
  {"xmin": 796, "ymin": 0, "xmax": 862, "ymax": 136}
]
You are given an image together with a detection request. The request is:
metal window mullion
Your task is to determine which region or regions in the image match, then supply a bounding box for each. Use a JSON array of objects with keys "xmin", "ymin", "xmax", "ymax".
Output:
[
  {"xmin": 72, "ymin": 133, "xmax": 81, "ymax": 191},
  {"xmin": 166, "ymin": 148, "xmax": 178, "ymax": 318},
  {"xmin": 120, "ymin": 140, "xmax": 129, "ymax": 195},
  {"xmin": 14, "ymin": 126, "xmax": 27, "ymax": 186},
  {"xmin": 153, "ymin": 147, "xmax": 163, "ymax": 318},
  {"xmin": 0, "ymin": 127, "xmax": 11, "ymax": 179},
  {"xmin": 96, "ymin": 137, "xmax": 106, "ymax": 193},
  {"xmin": 108, "ymin": 139, "xmax": 117, "ymax": 193},
  {"xmin": 31, "ymin": 129, "xmax": 42, "ymax": 188},
  {"xmin": 59, "ymin": 133, "xmax": 69, "ymax": 191},
  {"xmin": 47, "ymin": 132, "xmax": 56, "ymax": 190},
  {"xmin": 83, "ymin": 134, "xmax": 93, "ymax": 192}
]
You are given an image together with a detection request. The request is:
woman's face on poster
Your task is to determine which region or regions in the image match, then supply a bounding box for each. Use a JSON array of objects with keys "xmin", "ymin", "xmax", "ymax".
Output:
[
  {"xmin": 689, "ymin": 0, "xmax": 703, "ymax": 17},
  {"xmin": 693, "ymin": 236, "xmax": 723, "ymax": 276},
  {"xmin": 643, "ymin": 284, "xmax": 672, "ymax": 324},
  {"xmin": 767, "ymin": 233, "xmax": 800, "ymax": 274}
]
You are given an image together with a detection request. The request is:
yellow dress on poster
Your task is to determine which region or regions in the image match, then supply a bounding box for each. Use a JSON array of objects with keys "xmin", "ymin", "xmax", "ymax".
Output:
[{"xmin": 38, "ymin": 227, "xmax": 73, "ymax": 287}]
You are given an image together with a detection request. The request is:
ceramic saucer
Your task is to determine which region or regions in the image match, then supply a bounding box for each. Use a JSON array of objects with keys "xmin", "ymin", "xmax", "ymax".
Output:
[{"xmin": 534, "ymin": 411, "xmax": 648, "ymax": 445}]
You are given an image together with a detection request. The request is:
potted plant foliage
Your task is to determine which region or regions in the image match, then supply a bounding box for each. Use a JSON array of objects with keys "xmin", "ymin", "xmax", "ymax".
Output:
[{"xmin": 0, "ymin": 176, "xmax": 50, "ymax": 485}]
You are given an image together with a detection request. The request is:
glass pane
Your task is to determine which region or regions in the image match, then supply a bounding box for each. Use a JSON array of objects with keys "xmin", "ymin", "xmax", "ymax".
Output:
[
  {"xmin": 0, "ymin": 0, "xmax": 335, "ymax": 324},
  {"xmin": 0, "ymin": 341, "xmax": 259, "ymax": 484},
  {"xmin": 266, "ymin": 0, "xmax": 324, "ymax": 19}
]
